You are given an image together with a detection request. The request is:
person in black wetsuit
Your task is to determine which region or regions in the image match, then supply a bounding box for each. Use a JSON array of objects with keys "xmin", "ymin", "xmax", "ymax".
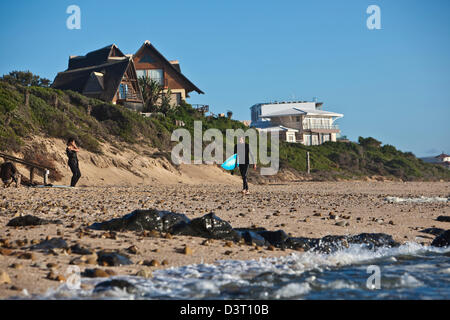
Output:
[
  {"xmin": 66, "ymin": 138, "xmax": 81, "ymax": 187},
  {"xmin": 234, "ymin": 137, "xmax": 256, "ymax": 194}
]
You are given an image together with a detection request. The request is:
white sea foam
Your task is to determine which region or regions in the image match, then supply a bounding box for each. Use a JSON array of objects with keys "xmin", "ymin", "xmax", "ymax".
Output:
[
  {"xmin": 29, "ymin": 243, "xmax": 450, "ymax": 300},
  {"xmin": 274, "ymin": 283, "xmax": 311, "ymax": 298},
  {"xmin": 398, "ymin": 273, "xmax": 424, "ymax": 288},
  {"xmin": 385, "ymin": 196, "xmax": 449, "ymax": 203}
]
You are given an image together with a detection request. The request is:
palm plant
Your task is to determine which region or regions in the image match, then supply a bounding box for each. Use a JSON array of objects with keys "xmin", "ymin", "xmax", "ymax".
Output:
[{"xmin": 138, "ymin": 75, "xmax": 163, "ymax": 112}]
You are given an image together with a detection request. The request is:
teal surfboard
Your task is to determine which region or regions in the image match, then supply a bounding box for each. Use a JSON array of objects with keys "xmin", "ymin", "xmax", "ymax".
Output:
[
  {"xmin": 35, "ymin": 184, "xmax": 73, "ymax": 188},
  {"xmin": 221, "ymin": 154, "xmax": 238, "ymax": 170}
]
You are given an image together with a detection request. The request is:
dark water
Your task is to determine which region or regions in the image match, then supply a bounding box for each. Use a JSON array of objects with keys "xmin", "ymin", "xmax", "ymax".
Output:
[{"xmin": 34, "ymin": 243, "xmax": 450, "ymax": 300}]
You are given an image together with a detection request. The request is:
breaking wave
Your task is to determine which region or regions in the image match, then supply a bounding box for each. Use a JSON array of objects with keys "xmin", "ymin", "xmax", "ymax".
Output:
[
  {"xmin": 16, "ymin": 242, "xmax": 450, "ymax": 300},
  {"xmin": 385, "ymin": 196, "xmax": 449, "ymax": 203}
]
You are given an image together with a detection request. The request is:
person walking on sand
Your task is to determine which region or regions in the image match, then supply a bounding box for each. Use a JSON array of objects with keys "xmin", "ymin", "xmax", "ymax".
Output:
[
  {"xmin": 234, "ymin": 137, "xmax": 256, "ymax": 195},
  {"xmin": 66, "ymin": 138, "xmax": 81, "ymax": 187}
]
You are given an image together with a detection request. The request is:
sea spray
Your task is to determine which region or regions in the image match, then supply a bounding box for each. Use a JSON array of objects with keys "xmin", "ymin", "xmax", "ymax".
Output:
[{"xmin": 22, "ymin": 242, "xmax": 450, "ymax": 300}]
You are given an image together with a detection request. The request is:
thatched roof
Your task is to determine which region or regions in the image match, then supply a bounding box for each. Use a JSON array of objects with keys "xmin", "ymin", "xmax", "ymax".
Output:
[
  {"xmin": 68, "ymin": 44, "xmax": 125, "ymax": 70},
  {"xmin": 52, "ymin": 44, "xmax": 140, "ymax": 103},
  {"xmin": 52, "ymin": 59, "xmax": 130, "ymax": 102}
]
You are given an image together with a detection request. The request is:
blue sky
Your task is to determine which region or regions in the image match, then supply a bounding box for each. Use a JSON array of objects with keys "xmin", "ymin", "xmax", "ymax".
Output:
[{"xmin": 0, "ymin": 0, "xmax": 449, "ymax": 156}]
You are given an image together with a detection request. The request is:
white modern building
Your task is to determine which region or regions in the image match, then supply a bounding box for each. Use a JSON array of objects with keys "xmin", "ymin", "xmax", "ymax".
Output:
[
  {"xmin": 250, "ymin": 101, "xmax": 343, "ymax": 145},
  {"xmin": 421, "ymin": 153, "xmax": 450, "ymax": 169}
]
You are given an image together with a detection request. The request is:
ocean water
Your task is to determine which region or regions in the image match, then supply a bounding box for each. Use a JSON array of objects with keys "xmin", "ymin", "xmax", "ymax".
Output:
[
  {"xmin": 385, "ymin": 196, "xmax": 449, "ymax": 203},
  {"xmin": 35, "ymin": 242, "xmax": 450, "ymax": 300}
]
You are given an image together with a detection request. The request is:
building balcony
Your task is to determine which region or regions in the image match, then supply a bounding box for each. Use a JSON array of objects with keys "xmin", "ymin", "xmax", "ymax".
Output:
[
  {"xmin": 303, "ymin": 123, "xmax": 338, "ymax": 129},
  {"xmin": 303, "ymin": 123, "xmax": 339, "ymax": 130},
  {"xmin": 302, "ymin": 123, "xmax": 340, "ymax": 133},
  {"xmin": 117, "ymin": 91, "xmax": 143, "ymax": 103}
]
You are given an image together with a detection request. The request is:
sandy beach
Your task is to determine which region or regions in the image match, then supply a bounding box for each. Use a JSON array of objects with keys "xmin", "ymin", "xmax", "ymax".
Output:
[{"xmin": 0, "ymin": 180, "xmax": 449, "ymax": 298}]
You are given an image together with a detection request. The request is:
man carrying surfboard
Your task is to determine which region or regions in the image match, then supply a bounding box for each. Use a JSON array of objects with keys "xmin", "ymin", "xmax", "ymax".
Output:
[{"xmin": 234, "ymin": 137, "xmax": 256, "ymax": 194}]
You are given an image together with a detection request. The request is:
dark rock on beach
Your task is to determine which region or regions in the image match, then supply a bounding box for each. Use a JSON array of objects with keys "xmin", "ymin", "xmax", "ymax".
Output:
[
  {"xmin": 346, "ymin": 233, "xmax": 399, "ymax": 249},
  {"xmin": 89, "ymin": 209, "xmax": 400, "ymax": 254},
  {"xmin": 82, "ymin": 268, "xmax": 116, "ymax": 278},
  {"xmin": 420, "ymin": 227, "xmax": 446, "ymax": 236},
  {"xmin": 285, "ymin": 233, "xmax": 399, "ymax": 253},
  {"xmin": 91, "ymin": 209, "xmax": 239, "ymax": 240},
  {"xmin": 94, "ymin": 279, "xmax": 138, "ymax": 294},
  {"xmin": 29, "ymin": 238, "xmax": 69, "ymax": 251},
  {"xmin": 89, "ymin": 209, "xmax": 190, "ymax": 233},
  {"xmin": 172, "ymin": 212, "xmax": 240, "ymax": 240},
  {"xmin": 436, "ymin": 216, "xmax": 450, "ymax": 223},
  {"xmin": 258, "ymin": 230, "xmax": 289, "ymax": 247},
  {"xmin": 70, "ymin": 243, "xmax": 94, "ymax": 255},
  {"xmin": 235, "ymin": 228, "xmax": 267, "ymax": 246},
  {"xmin": 286, "ymin": 235, "xmax": 348, "ymax": 253},
  {"xmin": 285, "ymin": 237, "xmax": 320, "ymax": 252},
  {"xmin": 431, "ymin": 230, "xmax": 450, "ymax": 247},
  {"xmin": 97, "ymin": 250, "xmax": 132, "ymax": 267},
  {"xmin": 7, "ymin": 215, "xmax": 62, "ymax": 227}
]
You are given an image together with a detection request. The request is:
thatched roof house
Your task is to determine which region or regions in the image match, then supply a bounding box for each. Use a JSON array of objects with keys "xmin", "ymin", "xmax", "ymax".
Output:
[{"xmin": 52, "ymin": 44, "xmax": 143, "ymax": 106}]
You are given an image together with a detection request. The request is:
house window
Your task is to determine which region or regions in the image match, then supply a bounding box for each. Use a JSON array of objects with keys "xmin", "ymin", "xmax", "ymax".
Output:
[
  {"xmin": 136, "ymin": 70, "xmax": 146, "ymax": 79},
  {"xmin": 172, "ymin": 92, "xmax": 182, "ymax": 105},
  {"xmin": 312, "ymin": 134, "xmax": 319, "ymax": 145},
  {"xmin": 136, "ymin": 69, "xmax": 164, "ymax": 85},
  {"xmin": 148, "ymin": 69, "xmax": 164, "ymax": 85},
  {"xmin": 119, "ymin": 83, "xmax": 128, "ymax": 99},
  {"xmin": 304, "ymin": 134, "xmax": 311, "ymax": 146},
  {"xmin": 287, "ymin": 133, "xmax": 296, "ymax": 142}
]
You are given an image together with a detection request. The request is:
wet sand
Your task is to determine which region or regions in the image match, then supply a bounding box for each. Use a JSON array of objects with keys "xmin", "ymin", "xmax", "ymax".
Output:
[{"xmin": 0, "ymin": 181, "xmax": 449, "ymax": 298}]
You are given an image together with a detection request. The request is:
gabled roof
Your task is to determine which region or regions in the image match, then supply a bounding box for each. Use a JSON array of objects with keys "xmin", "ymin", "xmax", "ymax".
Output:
[
  {"xmin": 52, "ymin": 58, "xmax": 132, "ymax": 102},
  {"xmin": 134, "ymin": 41, "xmax": 204, "ymax": 94},
  {"xmin": 261, "ymin": 107, "xmax": 343, "ymax": 118},
  {"xmin": 68, "ymin": 44, "xmax": 125, "ymax": 70},
  {"xmin": 436, "ymin": 153, "xmax": 450, "ymax": 159}
]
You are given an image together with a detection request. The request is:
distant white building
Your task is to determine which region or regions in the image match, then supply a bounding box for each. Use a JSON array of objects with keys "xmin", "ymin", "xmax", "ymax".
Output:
[
  {"xmin": 436, "ymin": 153, "xmax": 450, "ymax": 163},
  {"xmin": 250, "ymin": 101, "xmax": 343, "ymax": 145},
  {"xmin": 421, "ymin": 153, "xmax": 450, "ymax": 169}
]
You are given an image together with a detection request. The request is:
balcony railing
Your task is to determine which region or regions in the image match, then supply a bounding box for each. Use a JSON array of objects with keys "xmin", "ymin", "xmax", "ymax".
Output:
[
  {"xmin": 192, "ymin": 104, "xmax": 209, "ymax": 113},
  {"xmin": 303, "ymin": 123, "xmax": 339, "ymax": 130},
  {"xmin": 118, "ymin": 90, "xmax": 142, "ymax": 102}
]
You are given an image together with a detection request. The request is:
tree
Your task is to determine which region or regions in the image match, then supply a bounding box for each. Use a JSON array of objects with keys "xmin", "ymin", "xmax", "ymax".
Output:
[
  {"xmin": 159, "ymin": 88, "xmax": 173, "ymax": 114},
  {"xmin": 138, "ymin": 76, "xmax": 162, "ymax": 112},
  {"xmin": 358, "ymin": 136, "xmax": 382, "ymax": 148},
  {"xmin": 138, "ymin": 76, "xmax": 175, "ymax": 114},
  {"xmin": 1, "ymin": 70, "xmax": 51, "ymax": 87}
]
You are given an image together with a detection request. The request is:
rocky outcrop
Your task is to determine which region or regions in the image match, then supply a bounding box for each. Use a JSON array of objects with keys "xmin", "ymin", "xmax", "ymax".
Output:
[
  {"xmin": 94, "ymin": 279, "xmax": 138, "ymax": 294},
  {"xmin": 258, "ymin": 230, "xmax": 289, "ymax": 247},
  {"xmin": 172, "ymin": 212, "xmax": 240, "ymax": 241},
  {"xmin": 7, "ymin": 215, "xmax": 62, "ymax": 227},
  {"xmin": 90, "ymin": 209, "xmax": 400, "ymax": 253},
  {"xmin": 234, "ymin": 228, "xmax": 267, "ymax": 246},
  {"xmin": 97, "ymin": 250, "xmax": 132, "ymax": 267},
  {"xmin": 89, "ymin": 209, "xmax": 190, "ymax": 233},
  {"xmin": 29, "ymin": 238, "xmax": 68, "ymax": 251},
  {"xmin": 431, "ymin": 230, "xmax": 450, "ymax": 247},
  {"xmin": 420, "ymin": 227, "xmax": 445, "ymax": 236}
]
